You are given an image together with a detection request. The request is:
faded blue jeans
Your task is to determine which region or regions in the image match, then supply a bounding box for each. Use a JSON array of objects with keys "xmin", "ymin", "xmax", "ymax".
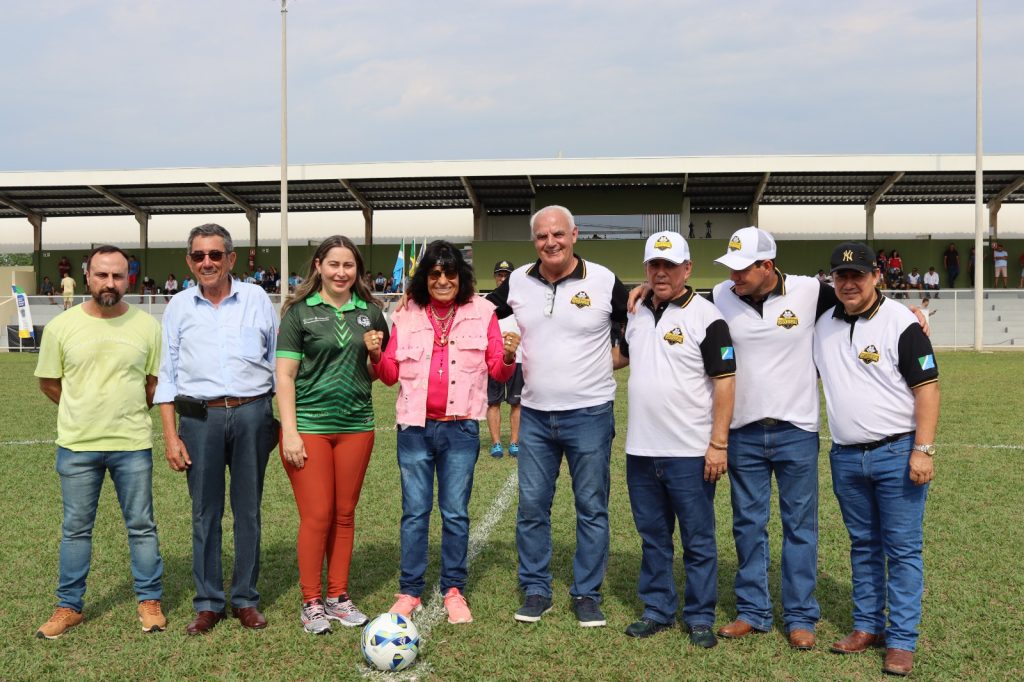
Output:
[
  {"xmin": 55, "ymin": 447, "xmax": 163, "ymax": 612},
  {"xmin": 830, "ymin": 434, "xmax": 928, "ymax": 652},
  {"xmin": 396, "ymin": 419, "xmax": 481, "ymax": 597},
  {"xmin": 516, "ymin": 401, "xmax": 615, "ymax": 601}
]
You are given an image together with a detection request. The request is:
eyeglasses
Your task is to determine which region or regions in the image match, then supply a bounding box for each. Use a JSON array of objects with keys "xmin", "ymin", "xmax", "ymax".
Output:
[
  {"xmin": 427, "ymin": 268, "xmax": 458, "ymax": 281},
  {"xmin": 188, "ymin": 250, "xmax": 227, "ymax": 263}
]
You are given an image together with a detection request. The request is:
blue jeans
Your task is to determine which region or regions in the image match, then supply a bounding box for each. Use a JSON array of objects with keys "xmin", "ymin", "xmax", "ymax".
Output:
[
  {"xmin": 626, "ymin": 455, "xmax": 717, "ymax": 628},
  {"xmin": 55, "ymin": 447, "xmax": 163, "ymax": 612},
  {"xmin": 516, "ymin": 402, "xmax": 614, "ymax": 600},
  {"xmin": 727, "ymin": 421, "xmax": 820, "ymax": 632},
  {"xmin": 396, "ymin": 419, "xmax": 481, "ymax": 596},
  {"xmin": 179, "ymin": 396, "xmax": 277, "ymax": 612},
  {"xmin": 830, "ymin": 434, "xmax": 928, "ymax": 651}
]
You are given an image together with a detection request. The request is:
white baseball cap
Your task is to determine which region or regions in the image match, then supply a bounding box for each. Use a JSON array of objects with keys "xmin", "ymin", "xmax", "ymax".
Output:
[
  {"xmin": 714, "ymin": 226, "xmax": 777, "ymax": 270},
  {"xmin": 643, "ymin": 231, "xmax": 690, "ymax": 264}
]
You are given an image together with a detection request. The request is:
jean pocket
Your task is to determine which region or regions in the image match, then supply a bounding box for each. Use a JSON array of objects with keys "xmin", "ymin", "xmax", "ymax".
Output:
[
  {"xmin": 580, "ymin": 401, "xmax": 613, "ymax": 417},
  {"xmin": 456, "ymin": 419, "xmax": 480, "ymax": 438}
]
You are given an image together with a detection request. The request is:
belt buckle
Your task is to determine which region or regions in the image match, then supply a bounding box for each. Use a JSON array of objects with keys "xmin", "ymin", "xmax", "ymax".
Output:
[
  {"xmin": 759, "ymin": 417, "xmax": 779, "ymax": 426},
  {"xmin": 223, "ymin": 396, "xmax": 240, "ymax": 408}
]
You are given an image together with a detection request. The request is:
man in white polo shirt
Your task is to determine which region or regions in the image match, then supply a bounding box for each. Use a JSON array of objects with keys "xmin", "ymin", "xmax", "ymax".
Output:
[
  {"xmin": 710, "ymin": 226, "xmax": 839, "ymax": 650},
  {"xmin": 616, "ymin": 232, "xmax": 735, "ymax": 648},
  {"xmin": 487, "ymin": 205, "xmax": 628, "ymax": 628},
  {"xmin": 813, "ymin": 241, "xmax": 938, "ymax": 677}
]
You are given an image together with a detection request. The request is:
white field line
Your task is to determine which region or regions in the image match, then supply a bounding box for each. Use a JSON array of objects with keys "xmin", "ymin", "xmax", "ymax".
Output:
[{"xmin": 360, "ymin": 468, "xmax": 519, "ymax": 681}]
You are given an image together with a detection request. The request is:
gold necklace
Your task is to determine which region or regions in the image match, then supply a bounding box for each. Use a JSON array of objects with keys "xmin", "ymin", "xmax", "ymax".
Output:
[{"xmin": 429, "ymin": 303, "xmax": 457, "ymax": 346}]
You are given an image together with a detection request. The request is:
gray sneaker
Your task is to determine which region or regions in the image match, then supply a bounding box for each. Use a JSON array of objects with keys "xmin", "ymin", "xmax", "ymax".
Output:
[
  {"xmin": 573, "ymin": 596, "xmax": 606, "ymax": 627},
  {"xmin": 301, "ymin": 599, "xmax": 332, "ymax": 635},
  {"xmin": 514, "ymin": 594, "xmax": 553, "ymax": 623},
  {"xmin": 324, "ymin": 595, "xmax": 369, "ymax": 627}
]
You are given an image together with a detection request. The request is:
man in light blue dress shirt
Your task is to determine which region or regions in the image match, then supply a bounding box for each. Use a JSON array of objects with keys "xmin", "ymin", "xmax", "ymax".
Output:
[{"xmin": 156, "ymin": 224, "xmax": 279, "ymax": 635}]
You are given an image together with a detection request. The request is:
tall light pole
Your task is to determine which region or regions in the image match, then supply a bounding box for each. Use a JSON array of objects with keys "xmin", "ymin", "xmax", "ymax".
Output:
[
  {"xmin": 974, "ymin": 0, "xmax": 984, "ymax": 350},
  {"xmin": 279, "ymin": 0, "xmax": 289, "ymax": 304}
]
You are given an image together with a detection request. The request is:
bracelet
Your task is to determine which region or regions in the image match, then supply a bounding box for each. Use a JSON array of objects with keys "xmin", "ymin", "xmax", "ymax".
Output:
[{"xmin": 709, "ymin": 440, "xmax": 728, "ymax": 450}]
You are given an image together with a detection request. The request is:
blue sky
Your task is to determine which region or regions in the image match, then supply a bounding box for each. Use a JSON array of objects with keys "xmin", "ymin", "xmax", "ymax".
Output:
[{"xmin": 2, "ymin": 0, "xmax": 1021, "ymax": 171}]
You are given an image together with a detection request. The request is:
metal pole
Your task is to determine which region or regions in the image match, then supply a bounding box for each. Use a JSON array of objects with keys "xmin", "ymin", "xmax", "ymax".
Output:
[
  {"xmin": 279, "ymin": 0, "xmax": 289, "ymax": 306},
  {"xmin": 973, "ymin": 0, "xmax": 984, "ymax": 350}
]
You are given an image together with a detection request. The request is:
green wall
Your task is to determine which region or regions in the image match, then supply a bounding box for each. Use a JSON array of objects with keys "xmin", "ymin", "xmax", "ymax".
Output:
[{"xmin": 31, "ymin": 238, "xmax": 1014, "ymax": 293}]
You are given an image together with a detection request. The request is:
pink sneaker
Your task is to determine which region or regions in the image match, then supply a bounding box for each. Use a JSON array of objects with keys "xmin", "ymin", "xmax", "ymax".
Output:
[
  {"xmin": 444, "ymin": 587, "xmax": 473, "ymax": 624},
  {"xmin": 388, "ymin": 593, "xmax": 423, "ymax": 619}
]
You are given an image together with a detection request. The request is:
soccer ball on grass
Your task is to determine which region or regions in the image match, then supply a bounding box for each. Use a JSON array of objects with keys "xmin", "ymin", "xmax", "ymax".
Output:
[{"xmin": 361, "ymin": 612, "xmax": 420, "ymax": 672}]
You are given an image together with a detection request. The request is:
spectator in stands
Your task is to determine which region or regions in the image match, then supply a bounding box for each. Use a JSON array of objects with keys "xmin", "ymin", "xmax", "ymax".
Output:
[
  {"xmin": 164, "ymin": 274, "xmax": 179, "ymax": 302},
  {"xmin": 889, "ymin": 269, "xmax": 907, "ymax": 299},
  {"xmin": 1018, "ymin": 253, "xmax": 1024, "ymax": 288},
  {"xmin": 40, "ymin": 275, "xmax": 56, "ymax": 305},
  {"xmin": 815, "ymin": 269, "xmax": 828, "ymax": 283},
  {"xmin": 243, "ymin": 272, "xmax": 256, "ymax": 284},
  {"xmin": 876, "ymin": 249, "xmax": 889, "ymax": 276},
  {"xmin": 60, "ymin": 271, "xmax": 76, "ymax": 310},
  {"xmin": 922, "ymin": 266, "xmax": 940, "ymax": 297},
  {"xmin": 265, "ymin": 266, "xmax": 280, "ymax": 294},
  {"xmin": 253, "ymin": 266, "xmax": 265, "ymax": 284},
  {"xmin": 287, "ymin": 272, "xmax": 301, "ymax": 292},
  {"xmin": 374, "ymin": 272, "xmax": 386, "ymax": 292},
  {"xmin": 142, "ymin": 276, "xmax": 157, "ymax": 297},
  {"xmin": 128, "ymin": 254, "xmax": 141, "ymax": 292},
  {"xmin": 181, "ymin": 277, "xmax": 193, "ymax": 290},
  {"xmin": 943, "ymin": 243, "xmax": 960, "ymax": 289},
  {"xmin": 968, "ymin": 247, "xmax": 976, "ymax": 286},
  {"xmin": 888, "ymin": 250, "xmax": 903, "ymax": 279},
  {"xmin": 81, "ymin": 255, "xmax": 88, "ymax": 286},
  {"xmin": 992, "ymin": 242, "xmax": 1009, "ymax": 288},
  {"xmin": 906, "ymin": 267, "xmax": 922, "ymax": 290}
]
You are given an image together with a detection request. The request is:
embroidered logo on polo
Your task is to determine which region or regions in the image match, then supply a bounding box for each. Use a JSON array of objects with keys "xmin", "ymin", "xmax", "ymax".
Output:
[
  {"xmin": 301, "ymin": 315, "xmax": 332, "ymax": 326},
  {"xmin": 663, "ymin": 327, "xmax": 685, "ymax": 345},
  {"xmin": 858, "ymin": 345, "xmax": 880, "ymax": 364},
  {"xmin": 570, "ymin": 291, "xmax": 592, "ymax": 308},
  {"xmin": 653, "ymin": 236, "xmax": 673, "ymax": 251},
  {"xmin": 776, "ymin": 309, "xmax": 799, "ymax": 329},
  {"xmin": 721, "ymin": 346, "xmax": 734, "ymax": 360},
  {"xmin": 918, "ymin": 354, "xmax": 935, "ymax": 370},
  {"xmin": 728, "ymin": 236, "xmax": 743, "ymax": 251},
  {"xmin": 357, "ymin": 314, "xmax": 371, "ymax": 328}
]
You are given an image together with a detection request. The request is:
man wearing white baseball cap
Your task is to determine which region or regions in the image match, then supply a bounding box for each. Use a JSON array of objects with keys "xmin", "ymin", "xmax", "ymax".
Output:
[
  {"xmin": 616, "ymin": 232, "xmax": 735, "ymax": 647},
  {"xmin": 711, "ymin": 225, "xmax": 838, "ymax": 650}
]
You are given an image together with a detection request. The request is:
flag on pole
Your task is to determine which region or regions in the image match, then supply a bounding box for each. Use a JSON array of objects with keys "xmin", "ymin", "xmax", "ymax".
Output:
[
  {"xmin": 417, "ymin": 240, "xmax": 426, "ymax": 269},
  {"xmin": 12, "ymin": 285, "xmax": 35, "ymax": 339},
  {"xmin": 392, "ymin": 238, "xmax": 405, "ymax": 292},
  {"xmin": 408, "ymin": 238, "xmax": 417, "ymax": 277}
]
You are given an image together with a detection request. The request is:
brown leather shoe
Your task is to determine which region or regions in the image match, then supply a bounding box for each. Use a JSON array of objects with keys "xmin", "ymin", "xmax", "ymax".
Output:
[
  {"xmin": 186, "ymin": 610, "xmax": 226, "ymax": 635},
  {"xmin": 717, "ymin": 619, "xmax": 763, "ymax": 639},
  {"xmin": 231, "ymin": 606, "xmax": 268, "ymax": 630},
  {"xmin": 831, "ymin": 630, "xmax": 885, "ymax": 654},
  {"xmin": 788, "ymin": 628, "xmax": 816, "ymax": 650},
  {"xmin": 883, "ymin": 648, "xmax": 914, "ymax": 676}
]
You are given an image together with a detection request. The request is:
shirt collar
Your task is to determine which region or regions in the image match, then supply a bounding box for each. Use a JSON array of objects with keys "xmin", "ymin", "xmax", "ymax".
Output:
[
  {"xmin": 526, "ymin": 256, "xmax": 586, "ymax": 285},
  {"xmin": 642, "ymin": 286, "xmax": 695, "ymax": 313},
  {"xmin": 733, "ymin": 269, "xmax": 786, "ymax": 303},
  {"xmin": 832, "ymin": 289, "xmax": 884, "ymax": 323},
  {"xmin": 192, "ymin": 277, "xmax": 240, "ymax": 304},
  {"xmin": 305, "ymin": 290, "xmax": 368, "ymax": 311}
]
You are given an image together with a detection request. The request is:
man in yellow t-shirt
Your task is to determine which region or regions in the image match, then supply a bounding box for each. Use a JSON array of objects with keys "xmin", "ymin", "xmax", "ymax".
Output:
[
  {"xmin": 60, "ymin": 274, "xmax": 76, "ymax": 310},
  {"xmin": 33, "ymin": 245, "xmax": 166, "ymax": 640}
]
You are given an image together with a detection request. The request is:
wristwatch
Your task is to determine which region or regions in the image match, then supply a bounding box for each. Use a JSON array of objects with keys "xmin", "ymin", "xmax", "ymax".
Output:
[{"xmin": 912, "ymin": 443, "xmax": 936, "ymax": 456}]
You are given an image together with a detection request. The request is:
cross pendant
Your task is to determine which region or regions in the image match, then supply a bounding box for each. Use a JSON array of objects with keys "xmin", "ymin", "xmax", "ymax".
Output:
[{"xmin": 438, "ymin": 366, "xmax": 444, "ymax": 377}]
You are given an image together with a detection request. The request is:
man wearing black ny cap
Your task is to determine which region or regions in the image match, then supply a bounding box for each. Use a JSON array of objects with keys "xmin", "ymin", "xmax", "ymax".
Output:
[{"xmin": 813, "ymin": 242, "xmax": 939, "ymax": 677}]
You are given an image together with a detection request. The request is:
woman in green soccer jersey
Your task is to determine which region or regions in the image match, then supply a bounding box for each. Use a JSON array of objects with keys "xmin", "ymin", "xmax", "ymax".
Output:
[{"xmin": 275, "ymin": 235, "xmax": 389, "ymax": 635}]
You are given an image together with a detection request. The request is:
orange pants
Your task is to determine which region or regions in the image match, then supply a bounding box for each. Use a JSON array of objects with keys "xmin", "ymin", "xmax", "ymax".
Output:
[{"xmin": 282, "ymin": 431, "xmax": 374, "ymax": 602}]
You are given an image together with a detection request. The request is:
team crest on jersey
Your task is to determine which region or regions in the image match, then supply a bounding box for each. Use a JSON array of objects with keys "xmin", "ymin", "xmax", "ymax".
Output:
[
  {"xmin": 653, "ymin": 235, "xmax": 673, "ymax": 251},
  {"xmin": 776, "ymin": 309, "xmax": 799, "ymax": 329},
  {"xmin": 663, "ymin": 327, "xmax": 685, "ymax": 345},
  {"xmin": 570, "ymin": 291, "xmax": 592, "ymax": 308},
  {"xmin": 357, "ymin": 314, "xmax": 371, "ymax": 328},
  {"xmin": 858, "ymin": 345, "xmax": 881, "ymax": 364},
  {"xmin": 728, "ymin": 234, "xmax": 743, "ymax": 251}
]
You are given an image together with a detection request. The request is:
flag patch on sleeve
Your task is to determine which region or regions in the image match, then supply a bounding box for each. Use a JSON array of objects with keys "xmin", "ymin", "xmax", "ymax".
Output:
[
  {"xmin": 918, "ymin": 354, "xmax": 935, "ymax": 370},
  {"xmin": 721, "ymin": 346, "xmax": 735, "ymax": 360}
]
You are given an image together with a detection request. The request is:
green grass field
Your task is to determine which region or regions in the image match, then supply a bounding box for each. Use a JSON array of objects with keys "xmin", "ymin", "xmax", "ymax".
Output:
[{"xmin": 1, "ymin": 352, "xmax": 1022, "ymax": 681}]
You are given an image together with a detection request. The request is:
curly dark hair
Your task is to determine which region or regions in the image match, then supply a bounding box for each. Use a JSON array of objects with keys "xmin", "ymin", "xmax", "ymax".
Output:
[{"xmin": 407, "ymin": 240, "xmax": 476, "ymax": 306}]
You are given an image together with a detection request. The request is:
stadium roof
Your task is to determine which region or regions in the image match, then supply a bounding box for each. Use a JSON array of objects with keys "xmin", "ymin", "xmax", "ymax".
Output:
[{"xmin": 1, "ymin": 154, "xmax": 1022, "ymax": 223}]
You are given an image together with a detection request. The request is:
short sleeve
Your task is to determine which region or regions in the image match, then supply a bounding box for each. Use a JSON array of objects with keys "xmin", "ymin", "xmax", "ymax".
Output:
[
  {"xmin": 816, "ymin": 281, "xmax": 839, "ymax": 320},
  {"xmin": 897, "ymin": 324, "xmax": 938, "ymax": 388},
  {"xmin": 373, "ymin": 306, "xmax": 391, "ymax": 351},
  {"xmin": 34, "ymin": 318, "xmax": 64, "ymax": 379},
  {"xmin": 276, "ymin": 304, "xmax": 304, "ymax": 360},
  {"xmin": 698, "ymin": 318, "xmax": 736, "ymax": 378},
  {"xmin": 486, "ymin": 279, "xmax": 512, "ymax": 319},
  {"xmin": 146, "ymin": 318, "xmax": 162, "ymax": 376}
]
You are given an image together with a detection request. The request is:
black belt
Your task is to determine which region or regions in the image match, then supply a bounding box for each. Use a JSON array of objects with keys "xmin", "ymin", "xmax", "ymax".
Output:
[
  {"xmin": 206, "ymin": 393, "xmax": 270, "ymax": 409},
  {"xmin": 756, "ymin": 418, "xmax": 787, "ymax": 427},
  {"xmin": 845, "ymin": 432, "xmax": 911, "ymax": 451}
]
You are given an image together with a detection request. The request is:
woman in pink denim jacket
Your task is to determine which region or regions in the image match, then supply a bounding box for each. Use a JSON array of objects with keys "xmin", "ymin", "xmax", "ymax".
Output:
[{"xmin": 367, "ymin": 240, "xmax": 519, "ymax": 625}]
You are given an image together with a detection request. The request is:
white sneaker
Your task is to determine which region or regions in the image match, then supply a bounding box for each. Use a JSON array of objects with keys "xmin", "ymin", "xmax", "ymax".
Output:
[
  {"xmin": 301, "ymin": 599, "xmax": 332, "ymax": 635},
  {"xmin": 324, "ymin": 595, "xmax": 369, "ymax": 627}
]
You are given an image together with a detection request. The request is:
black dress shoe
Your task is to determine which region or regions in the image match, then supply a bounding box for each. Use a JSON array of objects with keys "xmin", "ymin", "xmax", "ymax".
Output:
[
  {"xmin": 186, "ymin": 610, "xmax": 226, "ymax": 635},
  {"xmin": 689, "ymin": 625, "xmax": 718, "ymax": 648},
  {"xmin": 231, "ymin": 606, "xmax": 267, "ymax": 630},
  {"xmin": 624, "ymin": 618, "xmax": 673, "ymax": 638}
]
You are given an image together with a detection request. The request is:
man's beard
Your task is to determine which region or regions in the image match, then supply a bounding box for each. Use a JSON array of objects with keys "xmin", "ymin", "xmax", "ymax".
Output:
[{"xmin": 93, "ymin": 288, "xmax": 122, "ymax": 307}]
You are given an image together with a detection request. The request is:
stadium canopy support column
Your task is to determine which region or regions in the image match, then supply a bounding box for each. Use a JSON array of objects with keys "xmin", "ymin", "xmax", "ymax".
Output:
[
  {"xmin": 461, "ymin": 177, "xmax": 485, "ymax": 240},
  {"xmin": 30, "ymin": 214, "xmax": 45, "ymax": 277},
  {"xmin": 340, "ymin": 179, "xmax": 374, "ymax": 248},
  {"xmin": 207, "ymin": 182, "xmax": 259, "ymax": 248},
  {"xmin": 863, "ymin": 172, "xmax": 905, "ymax": 245},
  {"xmin": 986, "ymin": 176, "xmax": 1024, "ymax": 243},
  {"xmin": 747, "ymin": 172, "xmax": 770, "ymax": 227},
  {"xmin": 680, "ymin": 174, "xmax": 691, "ymax": 235}
]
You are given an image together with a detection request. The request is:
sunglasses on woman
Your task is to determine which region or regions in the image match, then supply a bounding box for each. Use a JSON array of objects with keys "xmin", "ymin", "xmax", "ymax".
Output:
[{"xmin": 427, "ymin": 267, "xmax": 458, "ymax": 281}]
